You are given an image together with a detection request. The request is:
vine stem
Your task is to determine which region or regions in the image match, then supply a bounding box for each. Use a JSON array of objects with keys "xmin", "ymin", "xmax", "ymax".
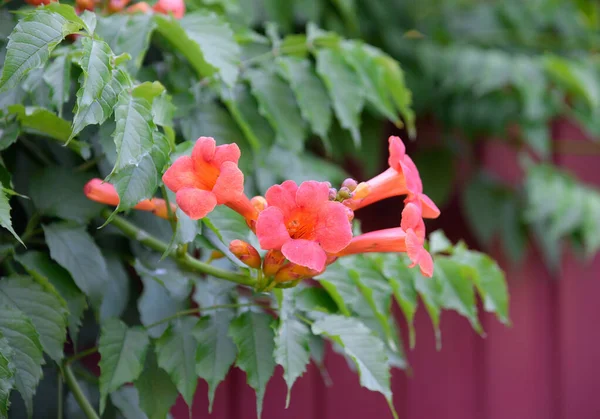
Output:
[
  {"xmin": 101, "ymin": 209, "xmax": 256, "ymax": 287},
  {"xmin": 62, "ymin": 364, "xmax": 100, "ymax": 419}
]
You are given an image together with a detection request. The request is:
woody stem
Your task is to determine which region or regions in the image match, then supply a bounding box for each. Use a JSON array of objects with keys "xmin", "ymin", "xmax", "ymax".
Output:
[{"xmin": 101, "ymin": 209, "xmax": 256, "ymax": 287}]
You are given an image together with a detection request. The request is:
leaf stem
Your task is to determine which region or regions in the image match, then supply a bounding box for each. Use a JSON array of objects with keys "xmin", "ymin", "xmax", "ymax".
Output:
[
  {"xmin": 57, "ymin": 373, "xmax": 64, "ymax": 419},
  {"xmin": 62, "ymin": 364, "xmax": 100, "ymax": 419},
  {"xmin": 65, "ymin": 346, "xmax": 98, "ymax": 366},
  {"xmin": 144, "ymin": 302, "xmax": 268, "ymax": 329},
  {"xmin": 100, "ymin": 209, "xmax": 256, "ymax": 286}
]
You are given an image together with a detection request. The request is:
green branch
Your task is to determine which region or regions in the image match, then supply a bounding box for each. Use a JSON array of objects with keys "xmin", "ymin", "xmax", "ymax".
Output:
[
  {"xmin": 101, "ymin": 209, "xmax": 256, "ymax": 287},
  {"xmin": 62, "ymin": 364, "xmax": 99, "ymax": 419}
]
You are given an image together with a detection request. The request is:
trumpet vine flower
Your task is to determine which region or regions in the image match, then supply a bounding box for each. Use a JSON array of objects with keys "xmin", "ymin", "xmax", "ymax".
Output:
[{"xmin": 256, "ymin": 180, "xmax": 353, "ymax": 272}]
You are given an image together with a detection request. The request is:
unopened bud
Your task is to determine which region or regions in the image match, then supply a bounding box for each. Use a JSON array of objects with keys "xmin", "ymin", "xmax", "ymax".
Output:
[
  {"xmin": 107, "ymin": 0, "xmax": 130, "ymax": 12},
  {"xmin": 126, "ymin": 1, "xmax": 151, "ymax": 13},
  {"xmin": 337, "ymin": 187, "xmax": 352, "ymax": 200},
  {"xmin": 229, "ymin": 240, "xmax": 261, "ymax": 269},
  {"xmin": 149, "ymin": 198, "xmax": 177, "ymax": 220},
  {"xmin": 328, "ymin": 188, "xmax": 338, "ymax": 201},
  {"xmin": 274, "ymin": 263, "xmax": 319, "ymax": 283},
  {"xmin": 341, "ymin": 178, "xmax": 358, "ymax": 192},
  {"xmin": 209, "ymin": 250, "xmax": 225, "ymax": 261},
  {"xmin": 353, "ymin": 182, "xmax": 370, "ymax": 200},
  {"xmin": 263, "ymin": 250, "xmax": 286, "ymax": 277},
  {"xmin": 251, "ymin": 196, "xmax": 268, "ymax": 212}
]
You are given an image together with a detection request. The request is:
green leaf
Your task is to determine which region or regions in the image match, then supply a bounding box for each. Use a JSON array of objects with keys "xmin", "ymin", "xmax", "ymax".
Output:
[
  {"xmin": 98, "ymin": 319, "xmax": 149, "ymax": 414},
  {"xmin": 15, "ymin": 251, "xmax": 87, "ymax": 342},
  {"xmin": 229, "ymin": 311, "xmax": 275, "ymax": 418},
  {"xmin": 112, "ymin": 154, "xmax": 158, "ymax": 213},
  {"xmin": 43, "ymin": 222, "xmax": 109, "ymax": 303},
  {"xmin": 155, "ymin": 12, "xmax": 240, "ymax": 86},
  {"xmin": 245, "ymin": 67, "xmax": 306, "ymax": 151},
  {"xmin": 277, "ymin": 57, "xmax": 332, "ymax": 140},
  {"xmin": 0, "ymin": 338, "xmax": 15, "ymax": 419},
  {"xmin": 99, "ymin": 252, "xmax": 130, "ymax": 322},
  {"xmin": 0, "ymin": 7, "xmax": 83, "ymax": 92},
  {"xmin": 380, "ymin": 56, "xmax": 415, "ymax": 138},
  {"xmin": 429, "ymin": 230, "xmax": 453, "ymax": 255},
  {"xmin": 583, "ymin": 195, "xmax": 600, "ymax": 257},
  {"xmin": 434, "ymin": 258, "xmax": 482, "ymax": 333},
  {"xmin": 462, "ymin": 173, "xmax": 504, "ymax": 246},
  {"xmin": 7, "ymin": 104, "xmax": 72, "ymax": 143},
  {"xmin": 454, "ymin": 249, "xmax": 510, "ymax": 324},
  {"xmin": 96, "ymin": 14, "xmax": 155, "ymax": 75},
  {"xmin": 274, "ymin": 290, "xmax": 310, "ymax": 407},
  {"xmin": 43, "ymin": 53, "xmax": 71, "ymax": 117},
  {"xmin": 544, "ymin": 56, "xmax": 600, "ymax": 110},
  {"xmin": 315, "ymin": 262, "xmax": 358, "ymax": 316},
  {"xmin": 311, "ymin": 315, "xmax": 395, "ymax": 416},
  {"xmin": 135, "ymin": 351, "xmax": 178, "ymax": 419},
  {"xmin": 412, "ymin": 148, "xmax": 454, "ymax": 208},
  {"xmin": 315, "ymin": 48, "xmax": 363, "ymax": 145},
  {"xmin": 155, "ymin": 316, "xmax": 198, "ymax": 407},
  {"xmin": 0, "ymin": 275, "xmax": 68, "ymax": 362},
  {"xmin": 193, "ymin": 311, "xmax": 237, "ymax": 412},
  {"xmin": 295, "ymin": 287, "xmax": 338, "ymax": 313},
  {"xmin": 414, "ymin": 267, "xmax": 442, "ymax": 348},
  {"xmin": 110, "ymin": 386, "xmax": 147, "ymax": 419},
  {"xmin": 29, "ymin": 167, "xmax": 102, "ymax": 223},
  {"xmin": 0, "ymin": 304, "xmax": 44, "ymax": 417},
  {"xmin": 203, "ymin": 205, "xmax": 251, "ymax": 245},
  {"xmin": 0, "ymin": 188, "xmax": 21, "ymax": 246},
  {"xmin": 0, "ymin": 119, "xmax": 19, "ymax": 152}
]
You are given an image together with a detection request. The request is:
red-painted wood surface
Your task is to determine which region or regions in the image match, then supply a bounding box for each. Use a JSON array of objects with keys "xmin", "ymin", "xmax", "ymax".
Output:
[{"xmin": 171, "ymin": 119, "xmax": 600, "ymax": 419}]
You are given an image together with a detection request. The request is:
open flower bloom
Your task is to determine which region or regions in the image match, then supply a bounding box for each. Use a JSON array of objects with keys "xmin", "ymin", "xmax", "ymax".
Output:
[
  {"xmin": 345, "ymin": 136, "xmax": 440, "ymax": 220},
  {"xmin": 256, "ymin": 180, "xmax": 353, "ymax": 272},
  {"xmin": 162, "ymin": 137, "xmax": 257, "ymax": 222},
  {"xmin": 84, "ymin": 178, "xmax": 174, "ymax": 220}
]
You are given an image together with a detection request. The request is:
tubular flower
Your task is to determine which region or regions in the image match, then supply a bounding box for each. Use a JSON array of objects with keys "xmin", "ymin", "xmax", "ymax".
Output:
[
  {"xmin": 256, "ymin": 180, "xmax": 353, "ymax": 272},
  {"xmin": 152, "ymin": 0, "xmax": 185, "ymax": 18},
  {"xmin": 345, "ymin": 136, "xmax": 440, "ymax": 219},
  {"xmin": 229, "ymin": 240, "xmax": 261, "ymax": 269},
  {"xmin": 84, "ymin": 179, "xmax": 175, "ymax": 220},
  {"xmin": 162, "ymin": 137, "xmax": 257, "ymax": 222}
]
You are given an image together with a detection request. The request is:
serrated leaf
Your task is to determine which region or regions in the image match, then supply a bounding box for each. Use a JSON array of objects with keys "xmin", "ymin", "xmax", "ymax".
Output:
[
  {"xmin": 99, "ymin": 253, "xmax": 130, "ymax": 322},
  {"xmin": 0, "ymin": 275, "xmax": 68, "ymax": 362},
  {"xmin": 312, "ymin": 315, "xmax": 395, "ymax": 414},
  {"xmin": 0, "ymin": 119, "xmax": 19, "ymax": 152},
  {"xmin": 29, "ymin": 167, "xmax": 102, "ymax": 223},
  {"xmin": 0, "ymin": 304, "xmax": 44, "ymax": 417},
  {"xmin": 429, "ymin": 230, "xmax": 453, "ymax": 255},
  {"xmin": 0, "ymin": 7, "xmax": 83, "ymax": 92},
  {"xmin": 43, "ymin": 222, "xmax": 109, "ymax": 303},
  {"xmin": 155, "ymin": 317, "xmax": 198, "ymax": 407},
  {"xmin": 295, "ymin": 287, "xmax": 338, "ymax": 313},
  {"xmin": 229, "ymin": 311, "xmax": 275, "ymax": 418},
  {"xmin": 315, "ymin": 262, "xmax": 358, "ymax": 316},
  {"xmin": 98, "ymin": 319, "xmax": 149, "ymax": 414},
  {"xmin": 111, "ymin": 386, "xmax": 147, "ymax": 419},
  {"xmin": 0, "ymin": 338, "xmax": 15, "ymax": 419},
  {"xmin": 193, "ymin": 311, "xmax": 237, "ymax": 412},
  {"xmin": 380, "ymin": 56, "xmax": 415, "ymax": 138},
  {"xmin": 135, "ymin": 351, "xmax": 178, "ymax": 419},
  {"xmin": 7, "ymin": 104, "xmax": 72, "ymax": 143},
  {"xmin": 43, "ymin": 53, "xmax": 71, "ymax": 117},
  {"xmin": 278, "ymin": 57, "xmax": 332, "ymax": 139},
  {"xmin": 454, "ymin": 249, "xmax": 510, "ymax": 324},
  {"xmin": 413, "ymin": 266, "xmax": 443, "ymax": 348},
  {"xmin": 203, "ymin": 205, "xmax": 251, "ymax": 246},
  {"xmin": 15, "ymin": 251, "xmax": 87, "ymax": 342},
  {"xmin": 155, "ymin": 12, "xmax": 240, "ymax": 86},
  {"xmin": 0, "ymin": 188, "xmax": 21, "ymax": 246},
  {"xmin": 112, "ymin": 154, "xmax": 158, "ymax": 213},
  {"xmin": 315, "ymin": 48, "xmax": 363, "ymax": 145},
  {"xmin": 137, "ymin": 273, "xmax": 188, "ymax": 339},
  {"xmin": 434, "ymin": 258, "xmax": 482, "ymax": 333},
  {"xmin": 274, "ymin": 290, "xmax": 310, "ymax": 407},
  {"xmin": 246, "ymin": 67, "xmax": 306, "ymax": 151}
]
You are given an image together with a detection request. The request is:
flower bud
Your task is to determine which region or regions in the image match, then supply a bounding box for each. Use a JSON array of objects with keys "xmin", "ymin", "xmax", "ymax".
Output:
[
  {"xmin": 153, "ymin": 0, "xmax": 185, "ymax": 18},
  {"xmin": 76, "ymin": 0, "xmax": 96, "ymax": 11},
  {"xmin": 274, "ymin": 263, "xmax": 319, "ymax": 283},
  {"xmin": 229, "ymin": 240, "xmax": 261, "ymax": 269},
  {"xmin": 126, "ymin": 1, "xmax": 151, "ymax": 13},
  {"xmin": 341, "ymin": 178, "xmax": 358, "ymax": 192},
  {"xmin": 209, "ymin": 250, "xmax": 225, "ymax": 261},
  {"xmin": 107, "ymin": 0, "xmax": 130, "ymax": 12},
  {"xmin": 328, "ymin": 188, "xmax": 337, "ymax": 201},
  {"xmin": 353, "ymin": 182, "xmax": 370, "ymax": 200},
  {"xmin": 262, "ymin": 249, "xmax": 285, "ymax": 277},
  {"xmin": 337, "ymin": 187, "xmax": 352, "ymax": 200},
  {"xmin": 250, "ymin": 196, "xmax": 268, "ymax": 212}
]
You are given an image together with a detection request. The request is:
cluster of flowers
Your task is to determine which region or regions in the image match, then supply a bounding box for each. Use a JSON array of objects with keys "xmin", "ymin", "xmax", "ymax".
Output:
[
  {"xmin": 85, "ymin": 136, "xmax": 439, "ymax": 283},
  {"xmin": 25, "ymin": 0, "xmax": 185, "ymax": 19}
]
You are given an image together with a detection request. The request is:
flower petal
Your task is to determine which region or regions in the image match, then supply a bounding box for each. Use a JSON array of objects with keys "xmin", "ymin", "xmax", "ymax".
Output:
[
  {"xmin": 281, "ymin": 180, "xmax": 298, "ymax": 196},
  {"xmin": 388, "ymin": 136, "xmax": 406, "ymax": 172},
  {"xmin": 296, "ymin": 181, "xmax": 330, "ymax": 208},
  {"xmin": 213, "ymin": 161, "xmax": 244, "ymax": 204},
  {"xmin": 281, "ymin": 239, "xmax": 327, "ymax": 272},
  {"xmin": 265, "ymin": 182, "xmax": 297, "ymax": 216},
  {"xmin": 175, "ymin": 187, "xmax": 217, "ymax": 220},
  {"xmin": 162, "ymin": 156, "xmax": 198, "ymax": 192},
  {"xmin": 402, "ymin": 156, "xmax": 423, "ymax": 193},
  {"xmin": 400, "ymin": 202, "xmax": 422, "ymax": 231},
  {"xmin": 212, "ymin": 143, "xmax": 241, "ymax": 166},
  {"xmin": 192, "ymin": 137, "xmax": 216, "ymax": 163},
  {"xmin": 315, "ymin": 201, "xmax": 353, "ymax": 253},
  {"xmin": 256, "ymin": 207, "xmax": 290, "ymax": 249},
  {"xmin": 419, "ymin": 193, "xmax": 441, "ymax": 219},
  {"xmin": 405, "ymin": 228, "xmax": 433, "ymax": 277}
]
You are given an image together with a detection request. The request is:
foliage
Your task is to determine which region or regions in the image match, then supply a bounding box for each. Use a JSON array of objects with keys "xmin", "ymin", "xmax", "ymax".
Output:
[{"xmin": 0, "ymin": 1, "xmax": 518, "ymax": 418}]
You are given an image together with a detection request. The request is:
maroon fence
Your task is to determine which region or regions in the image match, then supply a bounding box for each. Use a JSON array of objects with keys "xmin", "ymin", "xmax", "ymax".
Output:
[{"xmin": 171, "ymin": 119, "xmax": 600, "ymax": 419}]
